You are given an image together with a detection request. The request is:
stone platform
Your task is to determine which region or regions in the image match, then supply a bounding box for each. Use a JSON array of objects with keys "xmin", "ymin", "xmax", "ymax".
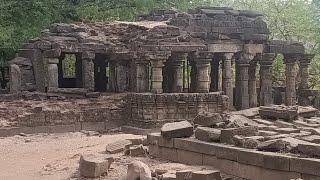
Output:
[
  {"xmin": 126, "ymin": 92, "xmax": 230, "ymax": 128},
  {"xmin": 148, "ymin": 134, "xmax": 320, "ymax": 180}
]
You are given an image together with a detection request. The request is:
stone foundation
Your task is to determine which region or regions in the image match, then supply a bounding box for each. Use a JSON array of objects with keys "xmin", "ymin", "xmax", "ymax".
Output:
[
  {"xmin": 126, "ymin": 92, "xmax": 229, "ymax": 128},
  {"xmin": 148, "ymin": 134, "xmax": 320, "ymax": 180}
]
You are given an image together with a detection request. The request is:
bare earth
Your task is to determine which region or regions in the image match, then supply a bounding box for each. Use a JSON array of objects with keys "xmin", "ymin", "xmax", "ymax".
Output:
[{"xmin": 0, "ymin": 132, "xmax": 221, "ymax": 180}]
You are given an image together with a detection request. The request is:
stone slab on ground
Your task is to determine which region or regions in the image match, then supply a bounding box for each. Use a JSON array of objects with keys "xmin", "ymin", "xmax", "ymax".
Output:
[
  {"xmin": 252, "ymin": 119, "xmax": 275, "ymax": 126},
  {"xmin": 161, "ymin": 121, "xmax": 193, "ymax": 138},
  {"xmin": 226, "ymin": 115, "xmax": 259, "ymax": 128},
  {"xmin": 176, "ymin": 170, "xmax": 192, "ymax": 180},
  {"xmin": 294, "ymin": 120, "xmax": 320, "ymax": 128},
  {"xmin": 274, "ymin": 120, "xmax": 296, "ymax": 128},
  {"xmin": 257, "ymin": 139, "xmax": 287, "ymax": 152},
  {"xmin": 195, "ymin": 127, "xmax": 221, "ymax": 142},
  {"xmin": 258, "ymin": 130, "xmax": 278, "ymax": 136},
  {"xmin": 106, "ymin": 139, "xmax": 132, "ymax": 154},
  {"xmin": 275, "ymin": 128, "xmax": 300, "ymax": 134},
  {"xmin": 193, "ymin": 112, "xmax": 224, "ymax": 126},
  {"xmin": 129, "ymin": 145, "xmax": 146, "ymax": 157},
  {"xmin": 301, "ymin": 135, "xmax": 320, "ymax": 143},
  {"xmin": 162, "ymin": 173, "xmax": 177, "ymax": 180},
  {"xmin": 220, "ymin": 126, "xmax": 258, "ymax": 144},
  {"xmin": 79, "ymin": 154, "xmax": 113, "ymax": 178},
  {"xmin": 259, "ymin": 105, "xmax": 298, "ymax": 121},
  {"xmin": 297, "ymin": 143, "xmax": 320, "ymax": 157},
  {"xmin": 231, "ymin": 107, "xmax": 259, "ymax": 118}
]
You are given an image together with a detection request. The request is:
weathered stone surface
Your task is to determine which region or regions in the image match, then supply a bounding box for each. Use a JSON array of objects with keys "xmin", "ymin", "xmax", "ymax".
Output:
[
  {"xmin": 176, "ymin": 170, "xmax": 192, "ymax": 180},
  {"xmin": 274, "ymin": 120, "xmax": 296, "ymax": 128},
  {"xmin": 232, "ymin": 107, "xmax": 259, "ymax": 118},
  {"xmin": 79, "ymin": 154, "xmax": 113, "ymax": 178},
  {"xmin": 195, "ymin": 127, "xmax": 221, "ymax": 142},
  {"xmin": 242, "ymin": 138, "xmax": 260, "ymax": 149},
  {"xmin": 127, "ymin": 161, "xmax": 152, "ymax": 180},
  {"xmin": 294, "ymin": 120, "xmax": 320, "ymax": 128},
  {"xmin": 226, "ymin": 115, "xmax": 259, "ymax": 128},
  {"xmin": 191, "ymin": 170, "xmax": 222, "ymax": 180},
  {"xmin": 258, "ymin": 130, "xmax": 278, "ymax": 136},
  {"xmin": 259, "ymin": 105, "xmax": 298, "ymax": 121},
  {"xmin": 252, "ymin": 119, "xmax": 275, "ymax": 126},
  {"xmin": 290, "ymin": 157, "xmax": 320, "ymax": 176},
  {"xmin": 220, "ymin": 126, "xmax": 258, "ymax": 144},
  {"xmin": 162, "ymin": 173, "xmax": 177, "ymax": 180},
  {"xmin": 298, "ymin": 106, "xmax": 319, "ymax": 118},
  {"xmin": 275, "ymin": 128, "xmax": 300, "ymax": 134},
  {"xmin": 161, "ymin": 121, "xmax": 193, "ymax": 138},
  {"xmin": 257, "ymin": 139, "xmax": 287, "ymax": 152},
  {"xmin": 193, "ymin": 112, "xmax": 224, "ymax": 126},
  {"xmin": 106, "ymin": 140, "xmax": 132, "ymax": 154}
]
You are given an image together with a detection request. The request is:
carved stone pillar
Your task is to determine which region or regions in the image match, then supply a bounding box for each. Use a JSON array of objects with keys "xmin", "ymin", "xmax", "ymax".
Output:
[
  {"xmin": 117, "ymin": 61, "xmax": 129, "ymax": 92},
  {"xmin": 189, "ymin": 60, "xmax": 197, "ymax": 93},
  {"xmin": 82, "ymin": 51, "xmax": 95, "ymax": 91},
  {"xmin": 298, "ymin": 54, "xmax": 314, "ymax": 106},
  {"xmin": 248, "ymin": 59, "xmax": 258, "ymax": 108},
  {"xmin": 135, "ymin": 61, "xmax": 149, "ymax": 93},
  {"xmin": 284, "ymin": 54, "xmax": 299, "ymax": 106},
  {"xmin": 169, "ymin": 53, "xmax": 186, "ymax": 93},
  {"xmin": 222, "ymin": 53, "xmax": 234, "ymax": 108},
  {"xmin": 259, "ymin": 53, "xmax": 276, "ymax": 106},
  {"xmin": 235, "ymin": 53, "xmax": 255, "ymax": 110},
  {"xmin": 210, "ymin": 56, "xmax": 220, "ymax": 92},
  {"xmin": 150, "ymin": 60, "xmax": 165, "ymax": 94},
  {"xmin": 47, "ymin": 58, "xmax": 59, "ymax": 88},
  {"xmin": 9, "ymin": 64, "xmax": 22, "ymax": 93},
  {"xmin": 192, "ymin": 52, "xmax": 214, "ymax": 93}
]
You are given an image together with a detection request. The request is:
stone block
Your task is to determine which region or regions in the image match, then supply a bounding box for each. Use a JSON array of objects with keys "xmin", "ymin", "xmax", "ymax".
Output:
[
  {"xmin": 176, "ymin": 170, "xmax": 193, "ymax": 180},
  {"xmin": 129, "ymin": 145, "xmax": 146, "ymax": 157},
  {"xmin": 301, "ymin": 173, "xmax": 320, "ymax": 180},
  {"xmin": 252, "ymin": 119, "xmax": 275, "ymax": 126},
  {"xmin": 106, "ymin": 140, "xmax": 132, "ymax": 154},
  {"xmin": 294, "ymin": 120, "xmax": 320, "ymax": 128},
  {"xmin": 47, "ymin": 124, "xmax": 77, "ymax": 133},
  {"xmin": 174, "ymin": 138, "xmax": 217, "ymax": 156},
  {"xmin": 216, "ymin": 145, "xmax": 242, "ymax": 161},
  {"xmin": 161, "ymin": 121, "xmax": 193, "ymax": 138},
  {"xmin": 290, "ymin": 157, "xmax": 320, "ymax": 176},
  {"xmin": 297, "ymin": 143, "xmax": 320, "ymax": 157},
  {"xmin": 263, "ymin": 152, "xmax": 290, "ymax": 171},
  {"xmin": 149, "ymin": 145, "xmax": 161, "ymax": 157},
  {"xmin": 194, "ymin": 127, "xmax": 221, "ymax": 142},
  {"xmin": 147, "ymin": 133, "xmax": 174, "ymax": 148},
  {"xmin": 258, "ymin": 130, "xmax": 278, "ymax": 136},
  {"xmin": 257, "ymin": 139, "xmax": 287, "ymax": 152},
  {"xmin": 82, "ymin": 122, "xmax": 105, "ymax": 131},
  {"xmin": 220, "ymin": 126, "xmax": 258, "ymax": 144},
  {"xmin": 191, "ymin": 170, "xmax": 222, "ymax": 180},
  {"xmin": 79, "ymin": 154, "xmax": 113, "ymax": 178},
  {"xmin": 177, "ymin": 149, "xmax": 203, "ymax": 165},
  {"xmin": 259, "ymin": 105, "xmax": 298, "ymax": 121},
  {"xmin": 236, "ymin": 149, "xmax": 264, "ymax": 167},
  {"xmin": 202, "ymin": 154, "xmax": 218, "ymax": 166},
  {"xmin": 161, "ymin": 147, "xmax": 178, "ymax": 162},
  {"xmin": 226, "ymin": 115, "xmax": 259, "ymax": 128},
  {"xmin": 193, "ymin": 112, "xmax": 224, "ymax": 126}
]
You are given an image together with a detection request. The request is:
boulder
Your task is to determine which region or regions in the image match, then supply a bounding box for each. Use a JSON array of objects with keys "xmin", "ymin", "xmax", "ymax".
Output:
[
  {"xmin": 79, "ymin": 154, "xmax": 114, "ymax": 178},
  {"xmin": 193, "ymin": 112, "xmax": 224, "ymax": 126},
  {"xmin": 195, "ymin": 127, "xmax": 221, "ymax": 142},
  {"xmin": 161, "ymin": 121, "xmax": 193, "ymax": 138},
  {"xmin": 220, "ymin": 126, "xmax": 258, "ymax": 144},
  {"xmin": 127, "ymin": 161, "xmax": 152, "ymax": 180}
]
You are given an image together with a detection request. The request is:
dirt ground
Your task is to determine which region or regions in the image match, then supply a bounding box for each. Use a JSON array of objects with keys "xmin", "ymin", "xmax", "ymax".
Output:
[{"xmin": 0, "ymin": 132, "xmax": 225, "ymax": 180}]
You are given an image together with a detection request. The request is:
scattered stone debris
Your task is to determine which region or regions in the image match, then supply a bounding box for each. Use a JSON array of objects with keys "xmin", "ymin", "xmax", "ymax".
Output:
[
  {"xmin": 79, "ymin": 154, "xmax": 114, "ymax": 178},
  {"xmin": 193, "ymin": 112, "xmax": 224, "ymax": 127},
  {"xmin": 259, "ymin": 105, "xmax": 298, "ymax": 121},
  {"xmin": 161, "ymin": 121, "xmax": 193, "ymax": 138},
  {"xmin": 129, "ymin": 145, "xmax": 147, "ymax": 157},
  {"xmin": 220, "ymin": 126, "xmax": 258, "ymax": 144}
]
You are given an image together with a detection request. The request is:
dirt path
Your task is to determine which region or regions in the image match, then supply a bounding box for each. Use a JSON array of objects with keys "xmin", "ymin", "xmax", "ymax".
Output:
[{"xmin": 0, "ymin": 132, "xmax": 143, "ymax": 180}]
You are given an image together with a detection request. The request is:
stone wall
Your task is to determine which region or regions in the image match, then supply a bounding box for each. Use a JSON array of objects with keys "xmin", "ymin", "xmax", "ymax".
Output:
[
  {"xmin": 126, "ymin": 92, "xmax": 229, "ymax": 128},
  {"xmin": 148, "ymin": 134, "xmax": 320, "ymax": 180}
]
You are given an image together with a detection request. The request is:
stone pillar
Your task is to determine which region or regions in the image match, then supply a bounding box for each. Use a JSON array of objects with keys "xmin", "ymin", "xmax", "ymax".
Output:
[
  {"xmin": 195, "ymin": 61, "xmax": 211, "ymax": 93},
  {"xmin": 259, "ymin": 53, "xmax": 276, "ymax": 106},
  {"xmin": 135, "ymin": 61, "xmax": 149, "ymax": 93},
  {"xmin": 169, "ymin": 53, "xmax": 186, "ymax": 93},
  {"xmin": 284, "ymin": 54, "xmax": 299, "ymax": 106},
  {"xmin": 248, "ymin": 59, "xmax": 258, "ymax": 108},
  {"xmin": 222, "ymin": 53, "xmax": 234, "ymax": 108},
  {"xmin": 210, "ymin": 55, "xmax": 220, "ymax": 92},
  {"xmin": 109, "ymin": 61, "xmax": 116, "ymax": 92},
  {"xmin": 47, "ymin": 58, "xmax": 59, "ymax": 88},
  {"xmin": 116, "ymin": 61, "xmax": 129, "ymax": 92},
  {"xmin": 235, "ymin": 53, "xmax": 255, "ymax": 110},
  {"xmin": 298, "ymin": 54, "xmax": 314, "ymax": 106},
  {"xmin": 150, "ymin": 60, "xmax": 165, "ymax": 94},
  {"xmin": 189, "ymin": 60, "xmax": 197, "ymax": 93},
  {"xmin": 82, "ymin": 51, "xmax": 95, "ymax": 91},
  {"xmin": 9, "ymin": 64, "xmax": 21, "ymax": 93},
  {"xmin": 75, "ymin": 54, "xmax": 83, "ymax": 88}
]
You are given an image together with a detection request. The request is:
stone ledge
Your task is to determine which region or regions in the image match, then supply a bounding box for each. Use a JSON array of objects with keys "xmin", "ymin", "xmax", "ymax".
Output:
[{"xmin": 148, "ymin": 136, "xmax": 320, "ymax": 179}]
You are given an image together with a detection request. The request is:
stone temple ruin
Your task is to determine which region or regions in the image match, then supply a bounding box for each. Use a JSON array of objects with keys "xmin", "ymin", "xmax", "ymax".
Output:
[{"xmin": 2, "ymin": 6, "xmax": 320, "ymax": 180}]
